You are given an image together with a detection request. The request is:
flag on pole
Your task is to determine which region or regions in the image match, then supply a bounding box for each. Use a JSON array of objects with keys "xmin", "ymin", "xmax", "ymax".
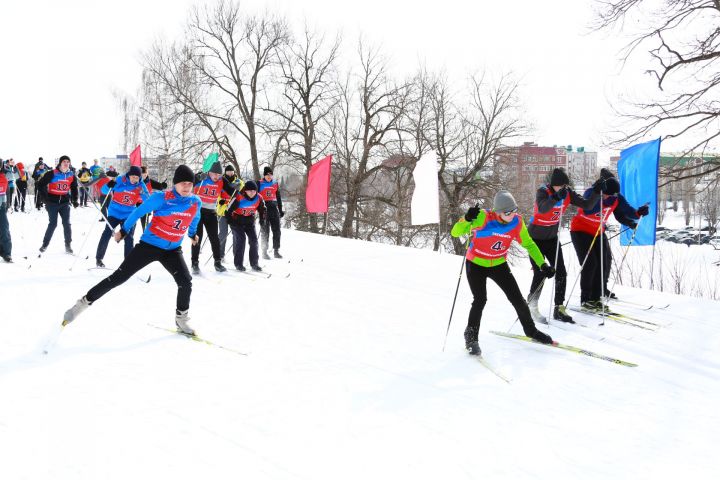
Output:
[
  {"xmin": 618, "ymin": 137, "xmax": 661, "ymax": 246},
  {"xmin": 129, "ymin": 145, "xmax": 142, "ymax": 167},
  {"xmin": 306, "ymin": 155, "xmax": 332, "ymax": 213},
  {"xmin": 202, "ymin": 152, "xmax": 219, "ymax": 173},
  {"xmin": 411, "ymin": 151, "xmax": 440, "ymax": 225}
]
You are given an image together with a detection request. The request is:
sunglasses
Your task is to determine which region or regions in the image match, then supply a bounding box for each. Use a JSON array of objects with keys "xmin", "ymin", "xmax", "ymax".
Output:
[{"xmin": 502, "ymin": 208, "xmax": 518, "ymax": 216}]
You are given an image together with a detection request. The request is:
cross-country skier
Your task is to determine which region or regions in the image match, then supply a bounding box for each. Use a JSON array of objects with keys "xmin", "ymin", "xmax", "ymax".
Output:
[
  {"xmin": 569, "ymin": 169, "xmax": 649, "ymax": 310},
  {"xmin": 218, "ymin": 164, "xmax": 243, "ymax": 263},
  {"xmin": 190, "ymin": 160, "xmax": 236, "ymax": 274},
  {"xmin": 63, "ymin": 165, "xmax": 202, "ymax": 335},
  {"xmin": 451, "ymin": 190, "xmax": 555, "ymax": 355},
  {"xmin": 36, "ymin": 155, "xmax": 79, "ymax": 254},
  {"xmin": 258, "ymin": 166, "xmax": 285, "ymax": 259},
  {"xmin": 526, "ymin": 168, "xmax": 603, "ymax": 324},
  {"xmin": 94, "ymin": 166, "xmax": 150, "ymax": 268},
  {"xmin": 0, "ymin": 168, "xmax": 12, "ymax": 262},
  {"xmin": 225, "ymin": 180, "xmax": 265, "ymax": 272}
]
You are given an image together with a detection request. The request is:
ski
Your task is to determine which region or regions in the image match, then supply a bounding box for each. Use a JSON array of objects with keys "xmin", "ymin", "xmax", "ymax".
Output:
[
  {"xmin": 610, "ymin": 298, "xmax": 670, "ymax": 311},
  {"xmin": 147, "ymin": 324, "xmax": 248, "ymax": 356},
  {"xmin": 490, "ymin": 331, "xmax": 638, "ymax": 367},
  {"xmin": 567, "ymin": 306, "xmax": 659, "ymax": 331},
  {"xmin": 229, "ymin": 269, "xmax": 272, "ymax": 279},
  {"xmin": 477, "ymin": 356, "xmax": 512, "ymax": 383}
]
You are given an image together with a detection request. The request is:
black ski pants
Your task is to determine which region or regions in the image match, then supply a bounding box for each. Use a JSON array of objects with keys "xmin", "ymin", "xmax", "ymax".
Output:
[
  {"xmin": 528, "ymin": 237, "xmax": 567, "ymax": 305},
  {"xmin": 465, "ymin": 261, "xmax": 539, "ymax": 336},
  {"xmin": 14, "ymin": 183, "xmax": 27, "ymax": 211},
  {"xmin": 191, "ymin": 208, "xmax": 221, "ymax": 264},
  {"xmin": 261, "ymin": 201, "xmax": 281, "ymax": 251},
  {"xmin": 42, "ymin": 202, "xmax": 72, "ymax": 246},
  {"xmin": 571, "ymin": 231, "xmax": 611, "ymax": 303},
  {"xmin": 230, "ymin": 221, "xmax": 259, "ymax": 268},
  {"xmin": 86, "ymin": 241, "xmax": 192, "ymax": 311}
]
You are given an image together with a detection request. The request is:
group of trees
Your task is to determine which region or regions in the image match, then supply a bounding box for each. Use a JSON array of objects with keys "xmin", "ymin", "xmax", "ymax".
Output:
[{"xmin": 116, "ymin": 0, "xmax": 524, "ymax": 253}]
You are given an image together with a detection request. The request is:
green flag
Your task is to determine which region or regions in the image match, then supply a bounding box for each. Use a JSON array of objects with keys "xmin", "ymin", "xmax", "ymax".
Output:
[{"xmin": 202, "ymin": 152, "xmax": 219, "ymax": 173}]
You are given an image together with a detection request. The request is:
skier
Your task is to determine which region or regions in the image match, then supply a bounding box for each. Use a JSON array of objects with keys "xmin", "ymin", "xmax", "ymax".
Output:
[
  {"xmin": 32, "ymin": 157, "xmax": 50, "ymax": 210},
  {"xmin": 77, "ymin": 161, "xmax": 93, "ymax": 207},
  {"xmin": 139, "ymin": 166, "xmax": 166, "ymax": 231},
  {"xmin": 1, "ymin": 159, "xmax": 19, "ymax": 213},
  {"xmin": 36, "ymin": 155, "xmax": 78, "ymax": 254},
  {"xmin": 0, "ymin": 168, "xmax": 12, "ymax": 262},
  {"xmin": 258, "ymin": 166, "xmax": 285, "ymax": 259},
  {"xmin": 190, "ymin": 160, "xmax": 236, "ymax": 274},
  {"xmin": 63, "ymin": 165, "xmax": 202, "ymax": 335},
  {"xmin": 95, "ymin": 166, "xmax": 149, "ymax": 268},
  {"xmin": 526, "ymin": 168, "xmax": 603, "ymax": 324},
  {"xmin": 451, "ymin": 191, "xmax": 555, "ymax": 355},
  {"xmin": 89, "ymin": 159, "xmax": 103, "ymax": 181},
  {"xmin": 14, "ymin": 162, "xmax": 28, "ymax": 212},
  {"xmin": 226, "ymin": 180, "xmax": 265, "ymax": 272},
  {"xmin": 569, "ymin": 169, "xmax": 649, "ymax": 310},
  {"xmin": 218, "ymin": 164, "xmax": 243, "ymax": 263}
]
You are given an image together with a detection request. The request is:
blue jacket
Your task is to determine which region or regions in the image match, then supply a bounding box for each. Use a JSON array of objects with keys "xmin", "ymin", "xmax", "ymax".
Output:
[
  {"xmin": 122, "ymin": 189, "xmax": 202, "ymax": 250},
  {"xmin": 102, "ymin": 174, "xmax": 150, "ymax": 220}
]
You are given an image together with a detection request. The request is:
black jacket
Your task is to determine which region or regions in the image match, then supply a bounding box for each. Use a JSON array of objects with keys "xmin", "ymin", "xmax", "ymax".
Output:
[
  {"xmin": 36, "ymin": 168, "xmax": 79, "ymax": 205},
  {"xmin": 528, "ymin": 184, "xmax": 601, "ymax": 241}
]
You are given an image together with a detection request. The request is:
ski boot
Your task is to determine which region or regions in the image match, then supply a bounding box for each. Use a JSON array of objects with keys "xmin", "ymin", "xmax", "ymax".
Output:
[
  {"xmin": 262, "ymin": 250, "xmax": 271, "ymax": 260},
  {"xmin": 63, "ymin": 296, "xmax": 91, "ymax": 326},
  {"xmin": 464, "ymin": 325, "xmax": 481, "ymax": 356},
  {"xmin": 581, "ymin": 300, "xmax": 603, "ymax": 312},
  {"xmin": 528, "ymin": 297, "xmax": 548, "ymax": 324},
  {"xmin": 214, "ymin": 261, "xmax": 227, "ymax": 273},
  {"xmin": 526, "ymin": 329, "xmax": 553, "ymax": 345},
  {"xmin": 96, "ymin": 259, "xmax": 105, "ymax": 268},
  {"xmin": 2, "ymin": 256, "xmax": 12, "ymax": 263},
  {"xmin": 236, "ymin": 265, "xmax": 246, "ymax": 272},
  {"xmin": 251, "ymin": 264, "xmax": 262, "ymax": 272},
  {"xmin": 191, "ymin": 262, "xmax": 200, "ymax": 275},
  {"xmin": 39, "ymin": 244, "xmax": 48, "ymax": 253},
  {"xmin": 65, "ymin": 243, "xmax": 73, "ymax": 254},
  {"xmin": 175, "ymin": 309, "xmax": 195, "ymax": 336},
  {"xmin": 553, "ymin": 305, "xmax": 575, "ymax": 323},
  {"xmin": 273, "ymin": 249, "xmax": 283, "ymax": 259}
]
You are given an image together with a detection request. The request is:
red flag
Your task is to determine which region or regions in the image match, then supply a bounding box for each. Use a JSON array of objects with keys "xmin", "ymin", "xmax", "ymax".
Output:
[
  {"xmin": 306, "ymin": 155, "xmax": 332, "ymax": 213},
  {"xmin": 130, "ymin": 145, "xmax": 142, "ymax": 167}
]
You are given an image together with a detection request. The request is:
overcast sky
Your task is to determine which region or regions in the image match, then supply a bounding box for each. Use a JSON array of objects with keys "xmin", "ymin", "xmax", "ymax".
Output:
[{"xmin": 0, "ymin": 0, "xmax": 637, "ymax": 166}]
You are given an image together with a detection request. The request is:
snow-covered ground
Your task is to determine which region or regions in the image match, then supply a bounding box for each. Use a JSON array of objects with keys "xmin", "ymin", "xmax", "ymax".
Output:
[{"xmin": 1, "ymin": 205, "xmax": 719, "ymax": 479}]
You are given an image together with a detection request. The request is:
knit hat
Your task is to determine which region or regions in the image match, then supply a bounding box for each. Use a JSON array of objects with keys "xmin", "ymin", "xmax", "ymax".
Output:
[
  {"xmin": 173, "ymin": 164, "xmax": 195, "ymax": 184},
  {"xmin": 263, "ymin": 166, "xmax": 273, "ymax": 176},
  {"xmin": 244, "ymin": 180, "xmax": 258, "ymax": 191},
  {"xmin": 107, "ymin": 170, "xmax": 119, "ymax": 178},
  {"xmin": 128, "ymin": 166, "xmax": 142, "ymax": 178},
  {"xmin": 493, "ymin": 190, "xmax": 518, "ymax": 213},
  {"xmin": 58, "ymin": 155, "xmax": 70, "ymax": 166},
  {"xmin": 601, "ymin": 177, "xmax": 620, "ymax": 195},
  {"xmin": 224, "ymin": 164, "xmax": 235, "ymax": 173},
  {"xmin": 550, "ymin": 168, "xmax": 570, "ymax": 186},
  {"xmin": 600, "ymin": 168, "xmax": 615, "ymax": 180},
  {"xmin": 208, "ymin": 161, "xmax": 223, "ymax": 175}
]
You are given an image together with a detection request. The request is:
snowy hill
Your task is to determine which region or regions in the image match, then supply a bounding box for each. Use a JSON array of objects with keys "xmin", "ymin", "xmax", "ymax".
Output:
[{"xmin": 1, "ymin": 206, "xmax": 719, "ymax": 480}]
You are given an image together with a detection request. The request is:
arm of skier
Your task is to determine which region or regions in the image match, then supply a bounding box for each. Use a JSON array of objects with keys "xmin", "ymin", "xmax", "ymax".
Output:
[
  {"xmin": 120, "ymin": 192, "xmax": 165, "ymax": 235},
  {"xmin": 188, "ymin": 198, "xmax": 202, "ymax": 239},
  {"xmin": 535, "ymin": 187, "xmax": 557, "ymax": 214},
  {"xmin": 450, "ymin": 209, "xmax": 487, "ymax": 237},
  {"xmin": 569, "ymin": 187, "xmax": 601, "ymax": 211}
]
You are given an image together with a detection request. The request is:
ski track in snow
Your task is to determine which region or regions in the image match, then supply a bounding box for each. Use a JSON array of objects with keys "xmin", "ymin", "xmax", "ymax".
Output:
[{"xmin": 1, "ymin": 205, "xmax": 719, "ymax": 479}]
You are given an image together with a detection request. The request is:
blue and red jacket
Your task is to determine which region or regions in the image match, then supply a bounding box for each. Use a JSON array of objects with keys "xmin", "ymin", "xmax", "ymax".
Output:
[
  {"xmin": 227, "ymin": 191, "xmax": 265, "ymax": 226},
  {"xmin": 36, "ymin": 168, "xmax": 78, "ymax": 205},
  {"xmin": 570, "ymin": 187, "xmax": 640, "ymax": 235},
  {"xmin": 102, "ymin": 174, "xmax": 150, "ymax": 220},
  {"xmin": 258, "ymin": 178, "xmax": 283, "ymax": 212},
  {"xmin": 122, "ymin": 189, "xmax": 201, "ymax": 250}
]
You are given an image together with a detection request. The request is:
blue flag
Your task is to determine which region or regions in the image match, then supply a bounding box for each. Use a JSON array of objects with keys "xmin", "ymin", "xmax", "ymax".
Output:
[{"xmin": 617, "ymin": 138, "xmax": 661, "ymax": 246}]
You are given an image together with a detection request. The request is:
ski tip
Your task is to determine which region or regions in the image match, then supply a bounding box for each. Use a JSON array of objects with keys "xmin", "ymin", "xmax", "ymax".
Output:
[{"xmin": 551, "ymin": 341, "xmax": 559, "ymax": 346}]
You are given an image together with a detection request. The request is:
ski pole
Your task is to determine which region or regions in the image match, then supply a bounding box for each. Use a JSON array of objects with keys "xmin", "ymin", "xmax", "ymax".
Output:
[
  {"xmin": 608, "ymin": 214, "xmax": 645, "ymax": 295},
  {"xmin": 442, "ymin": 230, "xmax": 473, "ymax": 352},
  {"xmin": 69, "ymin": 210, "xmax": 102, "ymax": 271},
  {"xmin": 546, "ymin": 206, "xmax": 567, "ymax": 323},
  {"xmin": 506, "ymin": 277, "xmax": 545, "ymax": 333}
]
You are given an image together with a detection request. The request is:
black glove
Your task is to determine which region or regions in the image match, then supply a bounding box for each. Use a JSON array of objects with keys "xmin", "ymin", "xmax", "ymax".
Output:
[
  {"xmin": 107, "ymin": 180, "xmax": 116, "ymax": 189},
  {"xmin": 464, "ymin": 205, "xmax": 480, "ymax": 222},
  {"xmin": 218, "ymin": 199, "xmax": 227, "ymax": 206},
  {"xmin": 592, "ymin": 178, "xmax": 604, "ymax": 194},
  {"xmin": 160, "ymin": 182, "xmax": 168, "ymax": 190},
  {"xmin": 72, "ymin": 201, "xmax": 79, "ymax": 208},
  {"xmin": 636, "ymin": 205, "xmax": 649, "ymax": 217},
  {"xmin": 630, "ymin": 222, "xmax": 639, "ymax": 230},
  {"xmin": 279, "ymin": 210, "xmax": 285, "ymax": 218},
  {"xmin": 540, "ymin": 263, "xmax": 556, "ymax": 279},
  {"xmin": 552, "ymin": 187, "xmax": 567, "ymax": 201}
]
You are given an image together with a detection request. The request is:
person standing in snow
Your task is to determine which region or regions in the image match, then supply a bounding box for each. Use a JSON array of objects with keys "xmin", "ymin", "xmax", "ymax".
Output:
[
  {"xmin": 226, "ymin": 180, "xmax": 265, "ymax": 272},
  {"xmin": 94, "ymin": 166, "xmax": 150, "ymax": 268},
  {"xmin": 63, "ymin": 165, "xmax": 202, "ymax": 335},
  {"xmin": 14, "ymin": 162, "xmax": 28, "ymax": 212},
  {"xmin": 569, "ymin": 169, "xmax": 650, "ymax": 310},
  {"xmin": 526, "ymin": 168, "xmax": 603, "ymax": 324},
  {"xmin": 451, "ymin": 191, "xmax": 555, "ymax": 355},
  {"xmin": 1, "ymin": 159, "xmax": 19, "ymax": 212},
  {"xmin": 218, "ymin": 164, "xmax": 243, "ymax": 263},
  {"xmin": 258, "ymin": 166, "xmax": 285, "ymax": 260},
  {"xmin": 190, "ymin": 160, "xmax": 236, "ymax": 274},
  {"xmin": 36, "ymin": 155, "xmax": 78, "ymax": 254},
  {"xmin": 0, "ymin": 168, "xmax": 12, "ymax": 262},
  {"xmin": 77, "ymin": 161, "xmax": 93, "ymax": 207},
  {"xmin": 32, "ymin": 157, "xmax": 50, "ymax": 210}
]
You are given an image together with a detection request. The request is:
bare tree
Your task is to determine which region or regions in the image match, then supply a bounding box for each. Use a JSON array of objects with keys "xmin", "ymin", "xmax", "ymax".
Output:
[{"xmin": 595, "ymin": 0, "xmax": 720, "ymax": 186}]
